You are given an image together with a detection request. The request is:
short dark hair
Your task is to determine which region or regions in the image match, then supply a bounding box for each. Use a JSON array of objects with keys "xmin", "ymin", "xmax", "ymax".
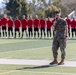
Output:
[{"xmin": 55, "ymin": 11, "xmax": 60, "ymax": 14}]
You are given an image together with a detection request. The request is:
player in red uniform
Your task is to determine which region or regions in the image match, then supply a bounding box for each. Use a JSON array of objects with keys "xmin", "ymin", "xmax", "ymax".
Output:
[
  {"xmin": 46, "ymin": 17, "xmax": 52, "ymax": 37},
  {"xmin": 71, "ymin": 18, "xmax": 76, "ymax": 38},
  {"xmin": 34, "ymin": 15, "xmax": 40, "ymax": 38},
  {"xmin": 0, "ymin": 19, "xmax": 1, "ymax": 37},
  {"xmin": 14, "ymin": 17, "xmax": 21, "ymax": 38},
  {"xmin": 40, "ymin": 16, "xmax": 46, "ymax": 38},
  {"xmin": 28, "ymin": 15, "xmax": 34, "ymax": 38},
  {"xmin": 7, "ymin": 16, "xmax": 14, "ymax": 38},
  {"xmin": 1, "ymin": 14, "xmax": 8, "ymax": 37},
  {"xmin": 66, "ymin": 16, "xmax": 71, "ymax": 37},
  {"xmin": 21, "ymin": 15, "xmax": 28, "ymax": 38},
  {"xmin": 52, "ymin": 18, "xmax": 56, "ymax": 37}
]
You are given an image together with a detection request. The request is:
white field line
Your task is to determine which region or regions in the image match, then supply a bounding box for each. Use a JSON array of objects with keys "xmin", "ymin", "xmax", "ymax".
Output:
[{"xmin": 0, "ymin": 59, "xmax": 76, "ymax": 67}]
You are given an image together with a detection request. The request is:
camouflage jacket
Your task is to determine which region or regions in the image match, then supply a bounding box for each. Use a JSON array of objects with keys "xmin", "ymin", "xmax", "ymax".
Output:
[{"xmin": 54, "ymin": 18, "xmax": 67, "ymax": 39}]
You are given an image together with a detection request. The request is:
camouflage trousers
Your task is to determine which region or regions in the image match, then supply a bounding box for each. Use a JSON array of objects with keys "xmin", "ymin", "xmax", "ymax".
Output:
[{"xmin": 52, "ymin": 37, "xmax": 66, "ymax": 59}]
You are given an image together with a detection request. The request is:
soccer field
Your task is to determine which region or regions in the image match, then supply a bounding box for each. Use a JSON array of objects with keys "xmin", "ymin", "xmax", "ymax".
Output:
[{"xmin": 0, "ymin": 38, "xmax": 76, "ymax": 75}]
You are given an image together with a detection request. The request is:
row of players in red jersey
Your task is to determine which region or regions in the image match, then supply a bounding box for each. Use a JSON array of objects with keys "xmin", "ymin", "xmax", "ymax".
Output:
[
  {"xmin": 1, "ymin": 15, "xmax": 76, "ymax": 31},
  {"xmin": 0, "ymin": 15, "xmax": 76, "ymax": 38},
  {"xmin": 0, "ymin": 16, "xmax": 53, "ymax": 29},
  {"xmin": 66, "ymin": 17, "xmax": 76, "ymax": 29},
  {"xmin": 66, "ymin": 16, "xmax": 76, "ymax": 38}
]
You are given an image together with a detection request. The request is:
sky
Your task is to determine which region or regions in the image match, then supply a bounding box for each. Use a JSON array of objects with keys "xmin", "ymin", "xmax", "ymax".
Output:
[{"xmin": 0, "ymin": 0, "xmax": 3, "ymax": 3}]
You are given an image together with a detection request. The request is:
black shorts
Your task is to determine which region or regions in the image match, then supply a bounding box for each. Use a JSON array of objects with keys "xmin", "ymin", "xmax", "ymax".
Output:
[
  {"xmin": 2, "ymin": 26, "xmax": 6, "ymax": 30},
  {"xmin": 41, "ymin": 28, "xmax": 45, "ymax": 32},
  {"xmin": 15, "ymin": 29, "xmax": 20, "ymax": 32},
  {"xmin": 47, "ymin": 29, "xmax": 51, "ymax": 31},
  {"xmin": 71, "ymin": 28, "xmax": 76, "ymax": 32},
  {"xmin": 28, "ymin": 28, "xmax": 32, "ymax": 32},
  {"xmin": 8, "ymin": 27, "xmax": 13, "ymax": 31},
  {"xmin": 22, "ymin": 28, "xmax": 26, "ymax": 32},
  {"xmin": 34, "ymin": 28, "xmax": 39, "ymax": 32}
]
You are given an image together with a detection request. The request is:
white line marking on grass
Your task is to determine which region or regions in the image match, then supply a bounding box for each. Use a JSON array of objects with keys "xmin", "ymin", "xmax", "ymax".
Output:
[{"xmin": 0, "ymin": 59, "xmax": 76, "ymax": 67}]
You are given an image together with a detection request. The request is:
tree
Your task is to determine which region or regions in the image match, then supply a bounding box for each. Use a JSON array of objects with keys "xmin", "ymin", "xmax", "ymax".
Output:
[
  {"xmin": 6, "ymin": 0, "xmax": 28, "ymax": 19},
  {"xmin": 45, "ymin": 5, "xmax": 60, "ymax": 17}
]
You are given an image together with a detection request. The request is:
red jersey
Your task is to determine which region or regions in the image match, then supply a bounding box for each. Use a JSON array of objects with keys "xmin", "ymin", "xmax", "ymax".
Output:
[
  {"xmin": 40, "ymin": 19, "xmax": 46, "ymax": 28},
  {"xmin": 8, "ymin": 19, "xmax": 14, "ymax": 28},
  {"xmin": 21, "ymin": 19, "xmax": 28, "ymax": 28},
  {"xmin": 0, "ymin": 20, "xmax": 1, "ymax": 26},
  {"xmin": 28, "ymin": 19, "xmax": 34, "ymax": 28},
  {"xmin": 34, "ymin": 18, "xmax": 40, "ymax": 28},
  {"xmin": 52, "ymin": 18, "xmax": 55, "ymax": 25},
  {"xmin": 71, "ymin": 20, "xmax": 76, "ymax": 28},
  {"xmin": 1, "ymin": 17, "xmax": 8, "ymax": 26},
  {"xmin": 46, "ymin": 20, "xmax": 52, "ymax": 29},
  {"xmin": 14, "ymin": 19, "xmax": 21, "ymax": 29},
  {"xmin": 66, "ymin": 18, "xmax": 71, "ymax": 28}
]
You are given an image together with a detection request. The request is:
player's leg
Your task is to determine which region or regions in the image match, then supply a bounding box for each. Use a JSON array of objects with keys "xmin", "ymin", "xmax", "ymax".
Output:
[
  {"xmin": 2, "ymin": 26, "xmax": 5, "ymax": 37},
  {"xmin": 41, "ymin": 28, "xmax": 43, "ymax": 38},
  {"xmin": 31, "ymin": 28, "xmax": 33, "ymax": 37},
  {"xmin": 8, "ymin": 28, "xmax": 10, "ymax": 38},
  {"xmin": 75, "ymin": 29, "xmax": 76, "ymax": 37},
  {"xmin": 21, "ymin": 29, "xmax": 24, "ymax": 38},
  {"xmin": 18, "ymin": 29, "xmax": 20, "ymax": 38},
  {"xmin": 68, "ymin": 28, "xmax": 70, "ymax": 37},
  {"xmin": 44, "ymin": 28, "xmax": 46, "ymax": 38},
  {"xmin": 50, "ymin": 38, "xmax": 59, "ymax": 64},
  {"xmin": 34, "ymin": 28, "xmax": 36, "ymax": 38},
  {"xmin": 58, "ymin": 38, "xmax": 66, "ymax": 65},
  {"xmin": 71, "ymin": 28, "xmax": 74, "ymax": 38},
  {"xmin": 47, "ymin": 29, "xmax": 49, "ymax": 37},
  {"xmin": 5, "ymin": 26, "xmax": 7, "ymax": 37},
  {"xmin": 50, "ymin": 29, "xmax": 51, "ymax": 37},
  {"xmin": 0, "ymin": 28, "xmax": 1, "ymax": 37},
  {"xmin": 28, "ymin": 28, "xmax": 30, "ymax": 38},
  {"xmin": 14, "ymin": 29, "xmax": 16, "ymax": 38},
  {"xmin": 37, "ymin": 28, "xmax": 39, "ymax": 38}
]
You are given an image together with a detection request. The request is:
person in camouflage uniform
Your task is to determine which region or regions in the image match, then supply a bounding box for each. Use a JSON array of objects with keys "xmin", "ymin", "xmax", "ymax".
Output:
[{"xmin": 50, "ymin": 12, "xmax": 67, "ymax": 65}]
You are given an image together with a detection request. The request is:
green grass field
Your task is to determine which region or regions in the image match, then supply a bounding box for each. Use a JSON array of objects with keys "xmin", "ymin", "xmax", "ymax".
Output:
[{"xmin": 0, "ymin": 38, "xmax": 76, "ymax": 75}]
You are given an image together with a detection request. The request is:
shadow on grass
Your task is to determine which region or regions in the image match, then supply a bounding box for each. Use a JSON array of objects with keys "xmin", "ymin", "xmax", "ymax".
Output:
[{"xmin": 16, "ymin": 64, "xmax": 58, "ymax": 70}]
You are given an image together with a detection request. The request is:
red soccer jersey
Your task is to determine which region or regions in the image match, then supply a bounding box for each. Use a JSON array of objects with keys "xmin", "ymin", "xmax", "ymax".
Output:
[
  {"xmin": 0, "ymin": 20, "xmax": 1, "ymax": 26},
  {"xmin": 21, "ymin": 19, "xmax": 28, "ymax": 28},
  {"xmin": 40, "ymin": 19, "xmax": 46, "ymax": 28},
  {"xmin": 8, "ymin": 19, "xmax": 14, "ymax": 28},
  {"xmin": 28, "ymin": 19, "xmax": 34, "ymax": 28},
  {"xmin": 1, "ymin": 17, "xmax": 8, "ymax": 26},
  {"xmin": 34, "ymin": 18, "xmax": 40, "ymax": 28},
  {"xmin": 14, "ymin": 19, "xmax": 21, "ymax": 29},
  {"xmin": 52, "ymin": 18, "xmax": 55, "ymax": 25},
  {"xmin": 66, "ymin": 18, "xmax": 71, "ymax": 28},
  {"xmin": 71, "ymin": 20, "xmax": 76, "ymax": 28},
  {"xmin": 46, "ymin": 20, "xmax": 52, "ymax": 29}
]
